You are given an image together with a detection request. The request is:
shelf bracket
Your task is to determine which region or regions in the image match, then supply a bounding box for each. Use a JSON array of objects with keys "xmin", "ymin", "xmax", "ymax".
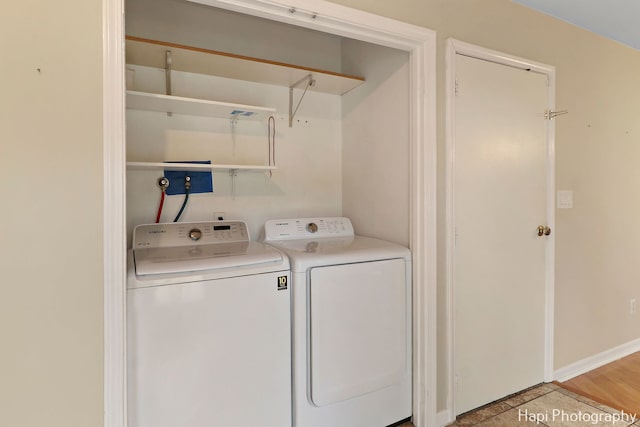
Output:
[
  {"xmin": 165, "ymin": 50, "xmax": 173, "ymax": 117},
  {"xmin": 289, "ymin": 74, "xmax": 315, "ymax": 127}
]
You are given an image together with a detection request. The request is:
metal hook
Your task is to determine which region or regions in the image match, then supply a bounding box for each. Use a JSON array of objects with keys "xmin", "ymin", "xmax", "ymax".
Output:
[{"xmin": 544, "ymin": 109, "xmax": 568, "ymax": 120}]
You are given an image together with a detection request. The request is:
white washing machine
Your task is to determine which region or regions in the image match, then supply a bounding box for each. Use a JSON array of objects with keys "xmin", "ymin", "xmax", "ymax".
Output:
[
  {"xmin": 127, "ymin": 221, "xmax": 291, "ymax": 427},
  {"xmin": 263, "ymin": 217, "xmax": 412, "ymax": 427}
]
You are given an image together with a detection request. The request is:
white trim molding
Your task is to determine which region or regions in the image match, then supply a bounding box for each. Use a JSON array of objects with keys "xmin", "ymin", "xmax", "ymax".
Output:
[
  {"xmin": 187, "ymin": 0, "xmax": 432, "ymax": 50},
  {"xmin": 554, "ymin": 338, "xmax": 640, "ymax": 383},
  {"xmin": 437, "ymin": 409, "xmax": 454, "ymax": 427},
  {"xmin": 444, "ymin": 38, "xmax": 556, "ymax": 418},
  {"xmin": 103, "ymin": 1, "xmax": 437, "ymax": 427},
  {"xmin": 103, "ymin": 0, "xmax": 127, "ymax": 426},
  {"xmin": 409, "ymin": 26, "xmax": 438, "ymax": 427}
]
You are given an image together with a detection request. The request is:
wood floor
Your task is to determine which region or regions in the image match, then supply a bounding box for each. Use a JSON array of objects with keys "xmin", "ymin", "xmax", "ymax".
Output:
[{"xmin": 560, "ymin": 351, "xmax": 640, "ymax": 417}]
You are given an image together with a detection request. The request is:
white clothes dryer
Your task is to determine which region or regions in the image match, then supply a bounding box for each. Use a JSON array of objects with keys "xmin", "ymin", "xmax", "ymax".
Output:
[
  {"xmin": 263, "ymin": 217, "xmax": 412, "ymax": 427},
  {"xmin": 127, "ymin": 221, "xmax": 291, "ymax": 427}
]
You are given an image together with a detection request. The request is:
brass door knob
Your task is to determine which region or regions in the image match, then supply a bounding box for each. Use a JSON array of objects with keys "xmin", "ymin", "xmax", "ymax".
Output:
[{"xmin": 537, "ymin": 225, "xmax": 551, "ymax": 236}]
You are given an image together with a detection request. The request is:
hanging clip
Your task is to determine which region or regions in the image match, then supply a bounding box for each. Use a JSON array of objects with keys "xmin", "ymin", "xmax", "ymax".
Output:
[
  {"xmin": 289, "ymin": 74, "xmax": 316, "ymax": 127},
  {"xmin": 544, "ymin": 109, "xmax": 568, "ymax": 120}
]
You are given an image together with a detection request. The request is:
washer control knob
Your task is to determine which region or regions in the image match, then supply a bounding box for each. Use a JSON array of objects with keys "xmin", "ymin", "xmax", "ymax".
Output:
[
  {"xmin": 306, "ymin": 222, "xmax": 318, "ymax": 233},
  {"xmin": 189, "ymin": 228, "xmax": 202, "ymax": 241}
]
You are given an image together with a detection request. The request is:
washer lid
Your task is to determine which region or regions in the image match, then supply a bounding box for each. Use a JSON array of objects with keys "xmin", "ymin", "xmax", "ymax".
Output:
[{"xmin": 133, "ymin": 241, "xmax": 283, "ymax": 276}]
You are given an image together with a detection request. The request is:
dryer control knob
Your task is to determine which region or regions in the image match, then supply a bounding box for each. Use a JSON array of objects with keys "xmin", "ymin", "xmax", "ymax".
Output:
[
  {"xmin": 189, "ymin": 228, "xmax": 203, "ymax": 241},
  {"xmin": 306, "ymin": 222, "xmax": 318, "ymax": 233}
]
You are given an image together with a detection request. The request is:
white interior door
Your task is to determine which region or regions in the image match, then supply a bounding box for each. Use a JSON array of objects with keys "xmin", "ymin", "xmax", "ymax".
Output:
[{"xmin": 453, "ymin": 53, "xmax": 550, "ymax": 414}]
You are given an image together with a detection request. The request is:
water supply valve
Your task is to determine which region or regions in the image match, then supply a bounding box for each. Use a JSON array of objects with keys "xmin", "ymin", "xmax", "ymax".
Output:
[{"xmin": 157, "ymin": 177, "xmax": 170, "ymax": 191}]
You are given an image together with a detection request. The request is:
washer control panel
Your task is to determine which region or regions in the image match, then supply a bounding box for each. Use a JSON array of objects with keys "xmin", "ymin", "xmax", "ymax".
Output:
[
  {"xmin": 133, "ymin": 221, "xmax": 249, "ymax": 248},
  {"xmin": 263, "ymin": 217, "xmax": 354, "ymax": 241}
]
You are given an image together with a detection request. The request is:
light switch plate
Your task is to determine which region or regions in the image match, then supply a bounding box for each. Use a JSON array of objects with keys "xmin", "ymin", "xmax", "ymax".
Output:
[{"xmin": 557, "ymin": 190, "xmax": 573, "ymax": 209}]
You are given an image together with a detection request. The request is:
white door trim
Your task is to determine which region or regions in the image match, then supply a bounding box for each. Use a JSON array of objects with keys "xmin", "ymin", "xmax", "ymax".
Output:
[
  {"xmin": 103, "ymin": 1, "xmax": 437, "ymax": 427},
  {"xmin": 103, "ymin": 0, "xmax": 127, "ymax": 425},
  {"xmin": 444, "ymin": 38, "xmax": 555, "ymax": 423}
]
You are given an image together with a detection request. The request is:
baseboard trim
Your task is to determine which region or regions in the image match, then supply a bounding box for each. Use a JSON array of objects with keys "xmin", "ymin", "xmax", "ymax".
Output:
[
  {"xmin": 554, "ymin": 337, "xmax": 640, "ymax": 382},
  {"xmin": 437, "ymin": 409, "xmax": 454, "ymax": 427}
]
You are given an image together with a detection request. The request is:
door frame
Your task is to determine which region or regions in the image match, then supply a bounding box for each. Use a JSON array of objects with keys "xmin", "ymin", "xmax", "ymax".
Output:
[
  {"xmin": 103, "ymin": 1, "xmax": 437, "ymax": 426},
  {"xmin": 444, "ymin": 39, "xmax": 556, "ymax": 422}
]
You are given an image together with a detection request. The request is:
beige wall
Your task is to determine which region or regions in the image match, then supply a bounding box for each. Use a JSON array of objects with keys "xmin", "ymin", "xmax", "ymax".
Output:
[
  {"xmin": 1, "ymin": 1, "xmax": 104, "ymax": 426},
  {"xmin": 6, "ymin": 0, "xmax": 640, "ymax": 424},
  {"xmin": 328, "ymin": 0, "xmax": 640, "ymax": 413}
]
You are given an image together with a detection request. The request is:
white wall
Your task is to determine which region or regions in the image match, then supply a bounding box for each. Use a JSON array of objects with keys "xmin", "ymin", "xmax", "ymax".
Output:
[
  {"xmin": 124, "ymin": 0, "xmax": 361, "ymax": 242},
  {"xmin": 341, "ymin": 39, "xmax": 410, "ymax": 246},
  {"xmin": 126, "ymin": 67, "xmax": 343, "ymax": 242},
  {"xmin": 125, "ymin": 0, "xmax": 413, "ymax": 244}
]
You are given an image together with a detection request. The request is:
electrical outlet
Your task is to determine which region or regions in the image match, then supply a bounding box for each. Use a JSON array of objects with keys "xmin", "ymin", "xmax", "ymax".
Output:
[
  {"xmin": 630, "ymin": 299, "xmax": 637, "ymax": 315},
  {"xmin": 214, "ymin": 212, "xmax": 225, "ymax": 221}
]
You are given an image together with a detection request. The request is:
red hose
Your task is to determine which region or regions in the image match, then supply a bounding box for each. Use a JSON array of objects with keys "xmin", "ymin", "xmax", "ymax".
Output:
[{"xmin": 155, "ymin": 191, "xmax": 165, "ymax": 223}]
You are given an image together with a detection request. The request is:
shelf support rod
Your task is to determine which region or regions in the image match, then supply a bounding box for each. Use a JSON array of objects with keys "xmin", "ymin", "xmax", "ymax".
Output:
[
  {"xmin": 229, "ymin": 169, "xmax": 239, "ymax": 199},
  {"xmin": 289, "ymin": 74, "xmax": 315, "ymax": 127},
  {"xmin": 165, "ymin": 50, "xmax": 173, "ymax": 117}
]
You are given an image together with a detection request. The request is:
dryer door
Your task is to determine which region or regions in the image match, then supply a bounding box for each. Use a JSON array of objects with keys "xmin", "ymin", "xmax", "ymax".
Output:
[{"xmin": 308, "ymin": 258, "xmax": 408, "ymax": 407}]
